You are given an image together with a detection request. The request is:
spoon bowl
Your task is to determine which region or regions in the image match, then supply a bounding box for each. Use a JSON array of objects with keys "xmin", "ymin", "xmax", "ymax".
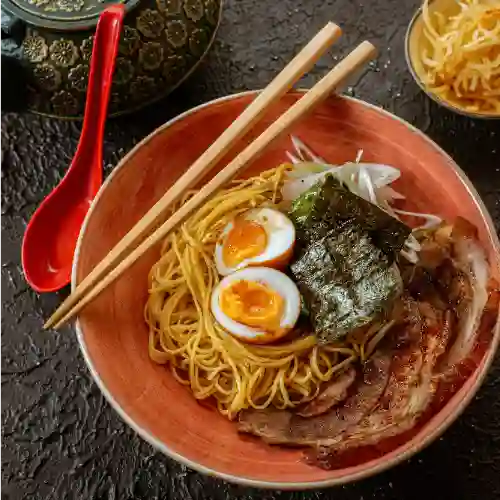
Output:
[{"xmin": 22, "ymin": 4, "xmax": 125, "ymax": 292}]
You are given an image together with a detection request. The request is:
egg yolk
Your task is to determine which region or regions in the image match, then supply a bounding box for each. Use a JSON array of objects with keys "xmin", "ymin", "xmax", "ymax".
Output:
[
  {"xmin": 222, "ymin": 218, "xmax": 267, "ymax": 267},
  {"xmin": 219, "ymin": 280, "xmax": 284, "ymax": 332}
]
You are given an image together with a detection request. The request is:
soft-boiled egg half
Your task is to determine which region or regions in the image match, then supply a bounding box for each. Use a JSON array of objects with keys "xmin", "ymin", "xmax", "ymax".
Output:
[
  {"xmin": 211, "ymin": 267, "xmax": 301, "ymax": 344},
  {"xmin": 214, "ymin": 207, "xmax": 295, "ymax": 276}
]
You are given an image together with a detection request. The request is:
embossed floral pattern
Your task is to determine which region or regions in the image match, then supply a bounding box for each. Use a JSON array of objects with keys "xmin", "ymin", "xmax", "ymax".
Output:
[
  {"xmin": 23, "ymin": 35, "xmax": 48, "ymax": 63},
  {"xmin": 19, "ymin": 0, "xmax": 220, "ymax": 118},
  {"xmin": 183, "ymin": 0, "xmax": 203, "ymax": 21},
  {"xmin": 162, "ymin": 54, "xmax": 186, "ymax": 83},
  {"xmin": 165, "ymin": 20, "xmax": 187, "ymax": 48},
  {"xmin": 68, "ymin": 64, "xmax": 90, "ymax": 92},
  {"xmin": 130, "ymin": 75, "xmax": 157, "ymax": 102},
  {"xmin": 51, "ymin": 90, "xmax": 79, "ymax": 116},
  {"xmin": 118, "ymin": 26, "xmax": 140, "ymax": 56},
  {"xmin": 80, "ymin": 36, "xmax": 94, "ymax": 61},
  {"xmin": 49, "ymin": 39, "xmax": 78, "ymax": 67},
  {"xmin": 156, "ymin": 0, "xmax": 181, "ymax": 15},
  {"xmin": 113, "ymin": 58, "xmax": 135, "ymax": 85},
  {"xmin": 33, "ymin": 64, "xmax": 61, "ymax": 91},
  {"xmin": 136, "ymin": 9, "xmax": 165, "ymax": 39},
  {"xmin": 188, "ymin": 28, "xmax": 208, "ymax": 57},
  {"xmin": 56, "ymin": 0, "xmax": 84, "ymax": 12},
  {"xmin": 139, "ymin": 42, "xmax": 164, "ymax": 71}
]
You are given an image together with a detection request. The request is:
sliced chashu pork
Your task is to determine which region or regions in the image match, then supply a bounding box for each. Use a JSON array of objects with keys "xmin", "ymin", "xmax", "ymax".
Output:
[
  {"xmin": 307, "ymin": 305, "xmax": 454, "ymax": 469},
  {"xmin": 297, "ymin": 367, "xmax": 356, "ymax": 418},
  {"xmin": 238, "ymin": 350, "xmax": 391, "ymax": 446}
]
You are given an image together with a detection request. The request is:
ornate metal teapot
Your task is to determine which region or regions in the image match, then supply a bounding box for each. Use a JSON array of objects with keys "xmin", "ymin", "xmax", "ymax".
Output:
[{"xmin": 1, "ymin": 0, "xmax": 221, "ymax": 118}]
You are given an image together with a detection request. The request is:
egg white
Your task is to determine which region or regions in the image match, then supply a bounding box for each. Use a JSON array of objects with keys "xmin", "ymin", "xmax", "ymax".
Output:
[
  {"xmin": 210, "ymin": 267, "xmax": 301, "ymax": 343},
  {"xmin": 214, "ymin": 207, "xmax": 295, "ymax": 276}
]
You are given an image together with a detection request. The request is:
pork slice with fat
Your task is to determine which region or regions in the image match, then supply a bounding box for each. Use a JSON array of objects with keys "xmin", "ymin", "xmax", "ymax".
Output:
[
  {"xmin": 238, "ymin": 351, "xmax": 391, "ymax": 446},
  {"xmin": 307, "ymin": 306, "xmax": 453, "ymax": 469},
  {"xmin": 297, "ymin": 367, "xmax": 356, "ymax": 418}
]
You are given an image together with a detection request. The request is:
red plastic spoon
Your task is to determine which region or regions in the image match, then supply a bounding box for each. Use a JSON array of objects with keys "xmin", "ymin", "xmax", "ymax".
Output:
[{"xmin": 22, "ymin": 4, "xmax": 125, "ymax": 292}]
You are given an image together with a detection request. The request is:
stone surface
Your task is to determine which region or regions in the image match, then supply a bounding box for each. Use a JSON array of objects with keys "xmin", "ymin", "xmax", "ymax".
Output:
[{"xmin": 2, "ymin": 0, "xmax": 500, "ymax": 498}]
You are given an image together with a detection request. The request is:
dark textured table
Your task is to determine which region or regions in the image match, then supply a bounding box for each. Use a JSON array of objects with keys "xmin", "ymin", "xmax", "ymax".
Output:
[{"xmin": 2, "ymin": 0, "xmax": 500, "ymax": 498}]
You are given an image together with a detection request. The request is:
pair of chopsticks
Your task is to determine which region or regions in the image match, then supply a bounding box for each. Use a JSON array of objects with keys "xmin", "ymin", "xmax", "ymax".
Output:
[{"xmin": 45, "ymin": 23, "xmax": 377, "ymax": 329}]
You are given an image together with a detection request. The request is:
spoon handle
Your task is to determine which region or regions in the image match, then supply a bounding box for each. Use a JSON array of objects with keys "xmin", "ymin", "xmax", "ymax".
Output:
[{"xmin": 73, "ymin": 4, "xmax": 125, "ymax": 193}]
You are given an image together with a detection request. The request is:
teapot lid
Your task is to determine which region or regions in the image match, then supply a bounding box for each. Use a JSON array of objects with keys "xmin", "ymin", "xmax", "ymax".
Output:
[{"xmin": 2, "ymin": 0, "xmax": 139, "ymax": 30}]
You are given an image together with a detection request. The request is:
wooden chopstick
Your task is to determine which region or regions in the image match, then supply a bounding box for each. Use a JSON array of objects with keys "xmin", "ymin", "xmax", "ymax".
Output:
[
  {"xmin": 49, "ymin": 40, "xmax": 377, "ymax": 329},
  {"xmin": 44, "ymin": 22, "xmax": 342, "ymax": 330}
]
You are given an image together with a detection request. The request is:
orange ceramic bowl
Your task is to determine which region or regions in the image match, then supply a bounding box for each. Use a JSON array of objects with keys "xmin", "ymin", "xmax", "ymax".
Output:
[{"xmin": 73, "ymin": 92, "xmax": 500, "ymax": 489}]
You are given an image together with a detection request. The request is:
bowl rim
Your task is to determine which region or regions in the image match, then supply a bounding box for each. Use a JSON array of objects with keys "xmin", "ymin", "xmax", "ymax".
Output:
[
  {"xmin": 404, "ymin": 3, "xmax": 500, "ymax": 120},
  {"xmin": 72, "ymin": 90, "xmax": 500, "ymax": 489}
]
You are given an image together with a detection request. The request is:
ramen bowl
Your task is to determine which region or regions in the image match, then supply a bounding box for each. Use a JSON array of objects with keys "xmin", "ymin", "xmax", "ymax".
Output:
[
  {"xmin": 73, "ymin": 91, "xmax": 500, "ymax": 489},
  {"xmin": 405, "ymin": 0, "xmax": 500, "ymax": 120}
]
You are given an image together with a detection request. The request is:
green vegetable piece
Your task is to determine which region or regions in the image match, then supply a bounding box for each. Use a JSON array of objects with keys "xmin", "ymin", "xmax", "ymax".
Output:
[{"xmin": 289, "ymin": 174, "xmax": 411, "ymax": 260}]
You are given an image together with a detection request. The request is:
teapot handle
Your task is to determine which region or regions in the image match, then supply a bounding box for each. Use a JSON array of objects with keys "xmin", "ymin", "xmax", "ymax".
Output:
[
  {"xmin": 1, "ymin": 7, "xmax": 30, "ymax": 112},
  {"xmin": 0, "ymin": 8, "xmax": 24, "ymax": 41}
]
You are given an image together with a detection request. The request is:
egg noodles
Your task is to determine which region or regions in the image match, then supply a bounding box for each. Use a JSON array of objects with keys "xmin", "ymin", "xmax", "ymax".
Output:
[
  {"xmin": 145, "ymin": 165, "xmax": 390, "ymax": 419},
  {"xmin": 420, "ymin": 0, "xmax": 500, "ymax": 113}
]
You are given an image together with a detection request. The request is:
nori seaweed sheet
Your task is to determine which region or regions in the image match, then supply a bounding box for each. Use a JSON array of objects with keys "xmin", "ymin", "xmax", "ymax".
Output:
[
  {"xmin": 289, "ymin": 174, "xmax": 410, "ymax": 260},
  {"xmin": 290, "ymin": 225, "xmax": 403, "ymax": 343},
  {"xmin": 288, "ymin": 174, "xmax": 408, "ymax": 343}
]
